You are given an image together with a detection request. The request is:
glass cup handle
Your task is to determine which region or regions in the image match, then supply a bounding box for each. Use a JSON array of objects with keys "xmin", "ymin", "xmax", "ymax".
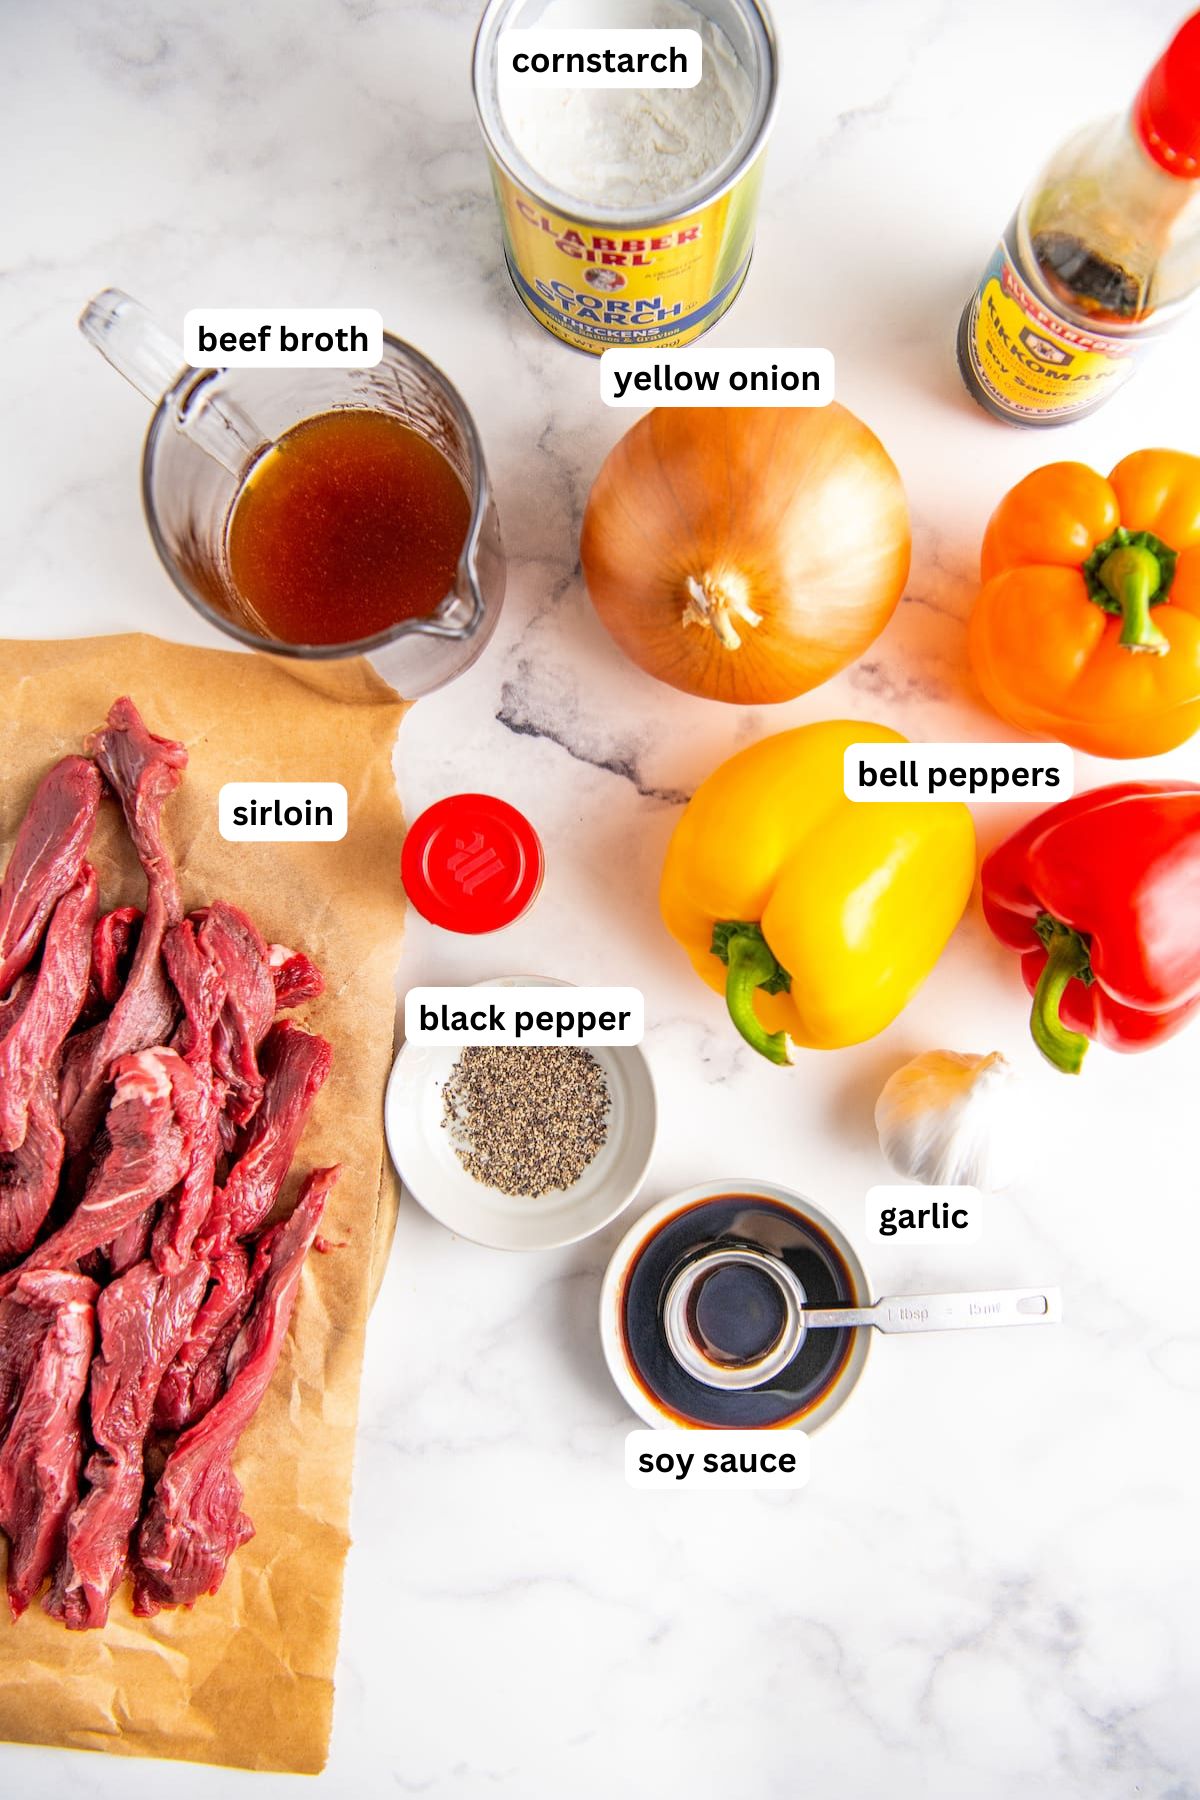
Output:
[
  {"xmin": 79, "ymin": 289, "xmax": 187, "ymax": 406},
  {"xmin": 79, "ymin": 288, "xmax": 268, "ymax": 478}
]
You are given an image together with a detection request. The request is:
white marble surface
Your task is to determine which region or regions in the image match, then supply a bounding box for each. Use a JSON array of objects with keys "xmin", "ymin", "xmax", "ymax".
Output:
[{"xmin": 4, "ymin": 0, "xmax": 1200, "ymax": 1794}]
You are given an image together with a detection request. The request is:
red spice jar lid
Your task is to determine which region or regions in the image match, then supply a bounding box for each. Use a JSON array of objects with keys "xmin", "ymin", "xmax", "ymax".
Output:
[
  {"xmin": 401, "ymin": 793, "xmax": 544, "ymax": 934},
  {"xmin": 1135, "ymin": 9, "xmax": 1200, "ymax": 177}
]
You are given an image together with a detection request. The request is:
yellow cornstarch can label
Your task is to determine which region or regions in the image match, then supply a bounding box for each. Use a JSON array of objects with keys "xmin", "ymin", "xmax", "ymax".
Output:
[
  {"xmin": 487, "ymin": 159, "xmax": 766, "ymax": 352},
  {"xmin": 472, "ymin": 0, "xmax": 778, "ymax": 357},
  {"xmin": 960, "ymin": 234, "xmax": 1141, "ymax": 424}
]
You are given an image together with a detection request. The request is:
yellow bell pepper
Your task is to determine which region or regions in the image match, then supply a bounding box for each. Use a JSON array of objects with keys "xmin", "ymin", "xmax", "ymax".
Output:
[{"xmin": 660, "ymin": 721, "xmax": 977, "ymax": 1063}]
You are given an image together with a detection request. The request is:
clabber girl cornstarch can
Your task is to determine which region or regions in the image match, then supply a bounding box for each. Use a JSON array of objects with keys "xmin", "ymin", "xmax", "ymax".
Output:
[{"xmin": 472, "ymin": 0, "xmax": 778, "ymax": 355}]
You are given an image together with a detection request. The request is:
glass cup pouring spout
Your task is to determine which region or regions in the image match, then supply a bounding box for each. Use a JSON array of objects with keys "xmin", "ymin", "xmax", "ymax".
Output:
[{"xmin": 79, "ymin": 288, "xmax": 506, "ymax": 697}]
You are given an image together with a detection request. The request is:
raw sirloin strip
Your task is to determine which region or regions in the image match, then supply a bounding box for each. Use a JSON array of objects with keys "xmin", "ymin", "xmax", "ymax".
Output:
[
  {"xmin": 59, "ymin": 700, "xmax": 186, "ymax": 1159},
  {"xmin": 0, "ymin": 1274, "xmax": 96, "ymax": 1616},
  {"xmin": 6, "ymin": 1048, "xmax": 197, "ymax": 1290},
  {"xmin": 134, "ymin": 1165, "xmax": 339, "ymax": 1614},
  {"xmin": 0, "ymin": 867, "xmax": 97, "ymax": 1153},
  {"xmin": 0, "ymin": 756, "xmax": 102, "ymax": 1000},
  {"xmin": 82, "ymin": 905, "xmax": 142, "ymax": 1024},
  {"xmin": 0, "ymin": 1273, "xmax": 95, "ymax": 1447},
  {"xmin": 200, "ymin": 1020, "xmax": 333, "ymax": 1254},
  {"xmin": 195, "ymin": 900, "xmax": 277, "ymax": 1142},
  {"xmin": 0, "ymin": 1075, "xmax": 66, "ymax": 1269},
  {"xmin": 45, "ymin": 1258, "xmax": 207, "ymax": 1629},
  {"xmin": 151, "ymin": 920, "xmax": 227, "ymax": 1275},
  {"xmin": 153, "ymin": 1243, "xmax": 251, "ymax": 1433},
  {"xmin": 157, "ymin": 1019, "xmax": 331, "ymax": 1431}
]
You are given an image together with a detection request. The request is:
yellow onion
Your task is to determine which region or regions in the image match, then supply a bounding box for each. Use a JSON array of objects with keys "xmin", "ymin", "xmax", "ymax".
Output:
[{"xmin": 580, "ymin": 404, "xmax": 911, "ymax": 704}]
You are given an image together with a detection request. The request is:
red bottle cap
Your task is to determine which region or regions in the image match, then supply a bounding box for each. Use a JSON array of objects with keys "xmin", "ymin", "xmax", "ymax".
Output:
[
  {"xmin": 1135, "ymin": 9, "xmax": 1200, "ymax": 177},
  {"xmin": 401, "ymin": 793, "xmax": 544, "ymax": 934}
]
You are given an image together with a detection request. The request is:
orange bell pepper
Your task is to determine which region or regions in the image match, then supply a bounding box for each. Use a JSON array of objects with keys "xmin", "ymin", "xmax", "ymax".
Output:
[{"xmin": 968, "ymin": 450, "xmax": 1200, "ymax": 757}]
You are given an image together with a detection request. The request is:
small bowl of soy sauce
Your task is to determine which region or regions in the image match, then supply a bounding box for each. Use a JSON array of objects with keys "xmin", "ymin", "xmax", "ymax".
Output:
[{"xmin": 600, "ymin": 1180, "xmax": 872, "ymax": 1432}]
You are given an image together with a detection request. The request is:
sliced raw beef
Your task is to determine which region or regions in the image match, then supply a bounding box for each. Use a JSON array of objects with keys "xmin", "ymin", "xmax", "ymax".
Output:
[
  {"xmin": 151, "ymin": 921, "xmax": 227, "ymax": 1275},
  {"xmin": 0, "ymin": 1277, "xmax": 96, "ymax": 1615},
  {"xmin": 0, "ymin": 756, "xmax": 102, "ymax": 999},
  {"xmin": 198, "ymin": 1021, "xmax": 332, "ymax": 1256},
  {"xmin": 153, "ymin": 1243, "xmax": 250, "ymax": 1433},
  {"xmin": 106, "ymin": 1209, "xmax": 157, "ymax": 1279},
  {"xmin": 44, "ymin": 1257, "xmax": 207, "ymax": 1629},
  {"xmin": 195, "ymin": 902, "xmax": 275, "ymax": 1136},
  {"xmin": 12, "ymin": 1049, "xmax": 197, "ymax": 1285},
  {"xmin": 155, "ymin": 1018, "xmax": 330, "ymax": 1428},
  {"xmin": 171, "ymin": 1274, "xmax": 254, "ymax": 1430},
  {"xmin": 133, "ymin": 1166, "xmax": 337, "ymax": 1614},
  {"xmin": 0, "ymin": 1273, "xmax": 95, "ymax": 1449},
  {"xmin": 82, "ymin": 906, "xmax": 143, "ymax": 1024},
  {"xmin": 59, "ymin": 701, "xmax": 186, "ymax": 1158},
  {"xmin": 0, "ymin": 973, "xmax": 33, "ymax": 1040},
  {"xmin": 0, "ymin": 701, "xmax": 339, "ymax": 1632},
  {"xmin": 0, "ymin": 867, "xmax": 97, "ymax": 1154},
  {"xmin": 0, "ymin": 1074, "xmax": 65, "ymax": 1268},
  {"xmin": 269, "ymin": 944, "xmax": 325, "ymax": 1009}
]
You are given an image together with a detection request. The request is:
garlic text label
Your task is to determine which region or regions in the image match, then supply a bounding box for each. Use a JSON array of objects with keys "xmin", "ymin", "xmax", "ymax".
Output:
[
  {"xmin": 406, "ymin": 986, "xmax": 644, "ymax": 1047},
  {"xmin": 601, "ymin": 347, "xmax": 834, "ymax": 407},
  {"xmin": 500, "ymin": 29, "xmax": 702, "ymax": 89},
  {"xmin": 183, "ymin": 309, "xmax": 382, "ymax": 368},
  {"xmin": 626, "ymin": 1430, "xmax": 810, "ymax": 1491},
  {"xmin": 846, "ymin": 743, "xmax": 1074, "ymax": 802},
  {"xmin": 866, "ymin": 1185, "xmax": 983, "ymax": 1245}
]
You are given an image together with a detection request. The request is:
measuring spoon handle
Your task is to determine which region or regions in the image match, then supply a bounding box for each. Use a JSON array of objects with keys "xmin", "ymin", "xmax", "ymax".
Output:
[
  {"xmin": 802, "ymin": 1288, "xmax": 1062, "ymax": 1333},
  {"xmin": 868, "ymin": 1287, "xmax": 1062, "ymax": 1333}
]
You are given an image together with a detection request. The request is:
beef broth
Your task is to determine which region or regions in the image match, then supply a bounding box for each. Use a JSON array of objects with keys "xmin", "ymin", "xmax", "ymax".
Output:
[{"xmin": 225, "ymin": 409, "xmax": 471, "ymax": 647}]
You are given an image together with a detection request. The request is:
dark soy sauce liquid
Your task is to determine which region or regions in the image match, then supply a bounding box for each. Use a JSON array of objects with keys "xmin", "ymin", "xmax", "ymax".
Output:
[
  {"xmin": 690, "ymin": 1263, "xmax": 787, "ymax": 1364},
  {"xmin": 621, "ymin": 1196, "xmax": 857, "ymax": 1428}
]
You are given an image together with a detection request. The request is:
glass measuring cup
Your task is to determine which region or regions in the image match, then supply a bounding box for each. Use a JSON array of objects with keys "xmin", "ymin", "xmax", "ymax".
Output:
[{"xmin": 80, "ymin": 290, "xmax": 505, "ymax": 698}]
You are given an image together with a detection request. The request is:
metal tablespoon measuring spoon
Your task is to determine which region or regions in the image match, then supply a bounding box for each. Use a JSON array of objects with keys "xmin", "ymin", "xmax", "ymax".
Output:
[{"xmin": 662, "ymin": 1245, "xmax": 1062, "ymax": 1392}]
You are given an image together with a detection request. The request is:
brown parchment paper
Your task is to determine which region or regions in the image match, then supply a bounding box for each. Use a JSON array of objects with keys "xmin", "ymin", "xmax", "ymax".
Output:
[{"xmin": 0, "ymin": 633, "xmax": 407, "ymax": 1774}]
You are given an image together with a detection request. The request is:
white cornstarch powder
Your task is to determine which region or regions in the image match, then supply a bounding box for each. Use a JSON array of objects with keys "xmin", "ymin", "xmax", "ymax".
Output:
[{"xmin": 500, "ymin": 0, "xmax": 753, "ymax": 210}]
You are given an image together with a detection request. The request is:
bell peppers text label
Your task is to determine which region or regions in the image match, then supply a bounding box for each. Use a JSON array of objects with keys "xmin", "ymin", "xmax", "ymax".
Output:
[
  {"xmin": 601, "ymin": 348, "xmax": 835, "ymax": 408},
  {"xmin": 183, "ymin": 309, "xmax": 382, "ymax": 368},
  {"xmin": 867, "ymin": 1185, "xmax": 983, "ymax": 1245},
  {"xmin": 845, "ymin": 743, "xmax": 1074, "ymax": 802},
  {"xmin": 405, "ymin": 986, "xmax": 644, "ymax": 1047},
  {"xmin": 499, "ymin": 29, "xmax": 702, "ymax": 88},
  {"xmin": 219, "ymin": 783, "xmax": 347, "ymax": 842},
  {"xmin": 626, "ymin": 1430, "xmax": 811, "ymax": 1491}
]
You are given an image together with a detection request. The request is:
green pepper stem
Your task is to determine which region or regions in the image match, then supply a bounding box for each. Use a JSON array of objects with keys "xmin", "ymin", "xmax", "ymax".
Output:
[
  {"xmin": 711, "ymin": 923, "xmax": 795, "ymax": 1067},
  {"xmin": 1097, "ymin": 544, "xmax": 1169, "ymax": 655},
  {"xmin": 1030, "ymin": 921, "xmax": 1092, "ymax": 1075}
]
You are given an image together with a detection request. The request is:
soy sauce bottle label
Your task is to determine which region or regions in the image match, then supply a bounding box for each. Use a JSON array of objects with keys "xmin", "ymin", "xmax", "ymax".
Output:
[{"xmin": 957, "ymin": 230, "xmax": 1141, "ymax": 425}]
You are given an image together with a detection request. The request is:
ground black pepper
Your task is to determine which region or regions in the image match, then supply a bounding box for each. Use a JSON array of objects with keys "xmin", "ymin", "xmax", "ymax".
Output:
[{"xmin": 441, "ymin": 1046, "xmax": 610, "ymax": 1197}]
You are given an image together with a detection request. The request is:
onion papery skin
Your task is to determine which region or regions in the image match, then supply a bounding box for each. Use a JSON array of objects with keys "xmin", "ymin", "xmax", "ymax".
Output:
[{"xmin": 580, "ymin": 405, "xmax": 912, "ymax": 705}]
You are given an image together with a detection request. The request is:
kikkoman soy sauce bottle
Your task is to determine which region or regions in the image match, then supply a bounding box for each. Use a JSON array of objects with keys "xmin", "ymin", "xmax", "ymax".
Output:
[{"xmin": 958, "ymin": 9, "xmax": 1200, "ymax": 426}]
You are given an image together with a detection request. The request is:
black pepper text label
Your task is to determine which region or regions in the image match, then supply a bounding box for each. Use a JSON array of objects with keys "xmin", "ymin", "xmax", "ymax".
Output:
[{"xmin": 405, "ymin": 985, "xmax": 644, "ymax": 1047}]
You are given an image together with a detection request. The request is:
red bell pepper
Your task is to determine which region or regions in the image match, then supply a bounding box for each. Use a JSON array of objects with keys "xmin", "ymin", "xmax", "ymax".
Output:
[{"xmin": 982, "ymin": 782, "xmax": 1200, "ymax": 1073}]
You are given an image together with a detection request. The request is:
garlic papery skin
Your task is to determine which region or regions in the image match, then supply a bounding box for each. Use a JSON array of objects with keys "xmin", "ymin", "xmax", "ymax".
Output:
[{"xmin": 874, "ymin": 1050, "xmax": 1022, "ymax": 1192}]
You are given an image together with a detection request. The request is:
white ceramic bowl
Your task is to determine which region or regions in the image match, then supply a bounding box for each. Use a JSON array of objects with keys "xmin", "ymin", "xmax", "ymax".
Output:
[
  {"xmin": 599, "ymin": 1180, "xmax": 873, "ymax": 1431},
  {"xmin": 385, "ymin": 976, "xmax": 657, "ymax": 1250}
]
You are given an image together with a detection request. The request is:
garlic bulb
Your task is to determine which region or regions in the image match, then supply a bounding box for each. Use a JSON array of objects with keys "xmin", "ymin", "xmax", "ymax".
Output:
[{"xmin": 874, "ymin": 1050, "xmax": 1022, "ymax": 1192}]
